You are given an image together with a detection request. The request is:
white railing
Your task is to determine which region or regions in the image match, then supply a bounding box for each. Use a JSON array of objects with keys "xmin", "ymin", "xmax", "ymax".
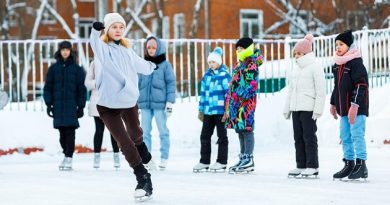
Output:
[{"xmin": 0, "ymin": 27, "xmax": 389, "ymax": 111}]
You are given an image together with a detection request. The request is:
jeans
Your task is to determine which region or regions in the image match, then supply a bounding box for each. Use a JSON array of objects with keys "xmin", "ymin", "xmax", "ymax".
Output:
[
  {"xmin": 340, "ymin": 115, "xmax": 367, "ymax": 160},
  {"xmin": 141, "ymin": 109, "xmax": 170, "ymax": 160},
  {"xmin": 238, "ymin": 131, "xmax": 254, "ymax": 155}
]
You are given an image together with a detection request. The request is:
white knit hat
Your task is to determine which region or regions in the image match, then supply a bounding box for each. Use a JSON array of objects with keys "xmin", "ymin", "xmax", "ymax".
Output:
[
  {"xmin": 103, "ymin": 13, "xmax": 126, "ymax": 34},
  {"xmin": 207, "ymin": 47, "xmax": 223, "ymax": 65}
]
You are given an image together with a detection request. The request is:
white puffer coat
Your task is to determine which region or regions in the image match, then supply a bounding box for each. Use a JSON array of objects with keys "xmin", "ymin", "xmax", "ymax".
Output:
[
  {"xmin": 284, "ymin": 52, "xmax": 326, "ymax": 115},
  {"xmin": 85, "ymin": 61, "xmax": 99, "ymax": 117}
]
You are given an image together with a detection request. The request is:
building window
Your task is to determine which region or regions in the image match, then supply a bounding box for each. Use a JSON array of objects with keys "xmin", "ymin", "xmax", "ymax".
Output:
[
  {"xmin": 174, "ymin": 13, "xmax": 185, "ymax": 39},
  {"xmin": 42, "ymin": 0, "xmax": 57, "ymax": 25},
  {"xmin": 162, "ymin": 16, "xmax": 170, "ymax": 39},
  {"xmin": 240, "ymin": 9, "xmax": 263, "ymax": 38},
  {"xmin": 79, "ymin": 19, "xmax": 94, "ymax": 39},
  {"xmin": 347, "ymin": 11, "xmax": 367, "ymax": 30},
  {"xmin": 289, "ymin": 10, "xmax": 310, "ymax": 36}
]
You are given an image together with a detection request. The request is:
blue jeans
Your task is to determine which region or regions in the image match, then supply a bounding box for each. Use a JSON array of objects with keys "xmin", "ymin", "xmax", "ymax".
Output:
[
  {"xmin": 238, "ymin": 131, "xmax": 254, "ymax": 155},
  {"xmin": 340, "ymin": 115, "xmax": 367, "ymax": 160},
  {"xmin": 141, "ymin": 109, "xmax": 170, "ymax": 160}
]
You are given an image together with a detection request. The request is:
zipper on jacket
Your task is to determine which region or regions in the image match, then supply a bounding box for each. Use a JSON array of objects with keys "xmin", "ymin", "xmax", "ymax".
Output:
[{"xmin": 337, "ymin": 64, "xmax": 344, "ymax": 115}]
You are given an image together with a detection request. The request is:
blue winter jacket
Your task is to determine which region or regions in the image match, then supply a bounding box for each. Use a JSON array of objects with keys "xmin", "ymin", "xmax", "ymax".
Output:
[
  {"xmin": 138, "ymin": 37, "xmax": 176, "ymax": 109},
  {"xmin": 199, "ymin": 65, "xmax": 231, "ymax": 115}
]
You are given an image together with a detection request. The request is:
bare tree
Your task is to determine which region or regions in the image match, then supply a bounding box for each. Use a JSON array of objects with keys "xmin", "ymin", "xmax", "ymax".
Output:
[{"xmin": 189, "ymin": 0, "xmax": 203, "ymax": 38}]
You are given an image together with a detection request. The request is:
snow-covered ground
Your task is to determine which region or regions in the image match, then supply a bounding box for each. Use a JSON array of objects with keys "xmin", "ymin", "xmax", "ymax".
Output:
[{"xmin": 1, "ymin": 85, "xmax": 390, "ymax": 205}]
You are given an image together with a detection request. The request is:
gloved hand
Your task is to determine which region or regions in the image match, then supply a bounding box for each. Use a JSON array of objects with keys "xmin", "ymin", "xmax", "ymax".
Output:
[
  {"xmin": 330, "ymin": 105, "xmax": 338, "ymax": 120},
  {"xmin": 93, "ymin": 22, "xmax": 105, "ymax": 31},
  {"xmin": 165, "ymin": 102, "xmax": 173, "ymax": 117},
  {"xmin": 348, "ymin": 103, "xmax": 359, "ymax": 124},
  {"xmin": 283, "ymin": 111, "xmax": 291, "ymax": 120},
  {"xmin": 312, "ymin": 113, "xmax": 322, "ymax": 120},
  {"xmin": 198, "ymin": 112, "xmax": 204, "ymax": 122},
  {"xmin": 46, "ymin": 105, "xmax": 54, "ymax": 118},
  {"xmin": 77, "ymin": 108, "xmax": 84, "ymax": 118}
]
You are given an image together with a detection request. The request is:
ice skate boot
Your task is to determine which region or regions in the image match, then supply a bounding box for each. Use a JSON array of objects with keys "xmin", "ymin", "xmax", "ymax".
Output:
[
  {"xmin": 113, "ymin": 152, "xmax": 120, "ymax": 170},
  {"xmin": 93, "ymin": 153, "xmax": 100, "ymax": 169},
  {"xmin": 209, "ymin": 162, "xmax": 227, "ymax": 173},
  {"xmin": 301, "ymin": 168, "xmax": 319, "ymax": 179},
  {"xmin": 134, "ymin": 173, "xmax": 153, "ymax": 202},
  {"xmin": 333, "ymin": 159, "xmax": 354, "ymax": 181},
  {"xmin": 287, "ymin": 168, "xmax": 305, "ymax": 178},
  {"xmin": 193, "ymin": 162, "xmax": 210, "ymax": 173}
]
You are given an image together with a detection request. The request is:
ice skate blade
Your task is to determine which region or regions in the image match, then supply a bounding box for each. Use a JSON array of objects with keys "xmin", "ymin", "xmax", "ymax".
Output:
[
  {"xmin": 134, "ymin": 195, "xmax": 152, "ymax": 202},
  {"xmin": 335, "ymin": 178, "xmax": 369, "ymax": 183},
  {"xmin": 300, "ymin": 175, "xmax": 320, "ymax": 179},
  {"xmin": 287, "ymin": 174, "xmax": 301, "ymax": 178},
  {"xmin": 193, "ymin": 168, "xmax": 209, "ymax": 173},
  {"xmin": 210, "ymin": 168, "xmax": 226, "ymax": 173},
  {"xmin": 60, "ymin": 168, "xmax": 73, "ymax": 171},
  {"xmin": 229, "ymin": 169, "xmax": 255, "ymax": 175}
]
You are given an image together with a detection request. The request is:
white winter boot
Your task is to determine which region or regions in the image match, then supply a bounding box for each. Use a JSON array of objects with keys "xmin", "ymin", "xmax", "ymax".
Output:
[{"xmin": 93, "ymin": 153, "xmax": 100, "ymax": 169}]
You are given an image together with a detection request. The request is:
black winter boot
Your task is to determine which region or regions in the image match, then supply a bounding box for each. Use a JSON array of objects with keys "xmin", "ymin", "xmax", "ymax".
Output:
[
  {"xmin": 333, "ymin": 158, "xmax": 355, "ymax": 179},
  {"xmin": 136, "ymin": 142, "xmax": 152, "ymax": 164},
  {"xmin": 348, "ymin": 158, "xmax": 368, "ymax": 179}
]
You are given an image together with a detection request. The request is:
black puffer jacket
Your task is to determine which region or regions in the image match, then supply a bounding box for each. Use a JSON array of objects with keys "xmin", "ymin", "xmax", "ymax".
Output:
[
  {"xmin": 43, "ymin": 57, "xmax": 87, "ymax": 128},
  {"xmin": 330, "ymin": 57, "xmax": 369, "ymax": 117}
]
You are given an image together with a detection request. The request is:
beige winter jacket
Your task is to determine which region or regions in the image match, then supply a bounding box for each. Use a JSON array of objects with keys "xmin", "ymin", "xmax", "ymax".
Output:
[{"xmin": 283, "ymin": 52, "xmax": 326, "ymax": 117}]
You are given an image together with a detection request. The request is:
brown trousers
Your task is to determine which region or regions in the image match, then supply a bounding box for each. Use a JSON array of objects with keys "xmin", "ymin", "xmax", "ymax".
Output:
[{"xmin": 97, "ymin": 105, "xmax": 143, "ymax": 167}]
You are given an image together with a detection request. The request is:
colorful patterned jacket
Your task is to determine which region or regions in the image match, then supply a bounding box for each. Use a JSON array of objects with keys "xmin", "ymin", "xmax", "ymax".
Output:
[{"xmin": 223, "ymin": 48, "xmax": 263, "ymax": 132}]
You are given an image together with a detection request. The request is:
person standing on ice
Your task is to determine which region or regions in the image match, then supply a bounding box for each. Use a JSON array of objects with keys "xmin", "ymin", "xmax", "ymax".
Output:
[
  {"xmin": 85, "ymin": 60, "xmax": 120, "ymax": 169},
  {"xmin": 193, "ymin": 47, "xmax": 231, "ymax": 173},
  {"xmin": 138, "ymin": 36, "xmax": 176, "ymax": 171},
  {"xmin": 43, "ymin": 41, "xmax": 87, "ymax": 171},
  {"xmin": 89, "ymin": 13, "xmax": 157, "ymax": 201},
  {"xmin": 222, "ymin": 37, "xmax": 263, "ymax": 174},
  {"xmin": 330, "ymin": 30, "xmax": 369, "ymax": 180},
  {"xmin": 283, "ymin": 34, "xmax": 326, "ymax": 178}
]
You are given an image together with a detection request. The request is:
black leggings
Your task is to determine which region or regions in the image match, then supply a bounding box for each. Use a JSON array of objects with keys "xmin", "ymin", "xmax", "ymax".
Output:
[{"xmin": 94, "ymin": 116, "xmax": 119, "ymax": 153}]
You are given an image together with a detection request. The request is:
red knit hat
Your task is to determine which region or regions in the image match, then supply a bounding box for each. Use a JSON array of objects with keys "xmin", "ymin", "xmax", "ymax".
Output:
[{"xmin": 294, "ymin": 34, "xmax": 314, "ymax": 54}]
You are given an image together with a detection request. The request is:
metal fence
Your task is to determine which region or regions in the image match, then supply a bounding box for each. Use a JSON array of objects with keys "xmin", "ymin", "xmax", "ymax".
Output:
[{"xmin": 0, "ymin": 27, "xmax": 389, "ymax": 111}]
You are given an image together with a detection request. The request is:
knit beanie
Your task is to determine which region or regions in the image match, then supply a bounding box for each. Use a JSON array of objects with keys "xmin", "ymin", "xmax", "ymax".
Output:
[
  {"xmin": 335, "ymin": 30, "xmax": 353, "ymax": 47},
  {"xmin": 58, "ymin": 41, "xmax": 72, "ymax": 50},
  {"xmin": 207, "ymin": 47, "xmax": 223, "ymax": 65},
  {"xmin": 294, "ymin": 34, "xmax": 313, "ymax": 54},
  {"xmin": 235, "ymin": 37, "xmax": 253, "ymax": 49},
  {"xmin": 103, "ymin": 13, "xmax": 126, "ymax": 34}
]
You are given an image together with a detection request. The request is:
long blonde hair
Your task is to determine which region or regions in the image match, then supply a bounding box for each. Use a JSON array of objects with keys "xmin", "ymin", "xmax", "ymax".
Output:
[{"xmin": 101, "ymin": 34, "xmax": 130, "ymax": 48}]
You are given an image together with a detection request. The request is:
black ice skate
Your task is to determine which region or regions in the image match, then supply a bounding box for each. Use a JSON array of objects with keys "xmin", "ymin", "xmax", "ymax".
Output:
[
  {"xmin": 232, "ymin": 154, "xmax": 254, "ymax": 174},
  {"xmin": 347, "ymin": 158, "xmax": 368, "ymax": 181},
  {"xmin": 333, "ymin": 158, "xmax": 354, "ymax": 181},
  {"xmin": 134, "ymin": 173, "xmax": 153, "ymax": 202}
]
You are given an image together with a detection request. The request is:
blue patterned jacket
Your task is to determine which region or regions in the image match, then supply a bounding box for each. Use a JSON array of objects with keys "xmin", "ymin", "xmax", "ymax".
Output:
[{"xmin": 199, "ymin": 65, "xmax": 231, "ymax": 115}]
